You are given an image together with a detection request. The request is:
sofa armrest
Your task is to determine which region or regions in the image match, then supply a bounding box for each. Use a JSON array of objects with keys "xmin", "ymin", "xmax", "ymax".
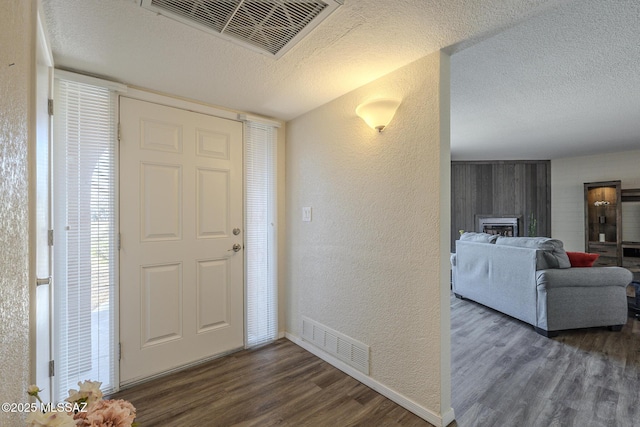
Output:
[{"xmin": 536, "ymin": 267, "xmax": 632, "ymax": 290}]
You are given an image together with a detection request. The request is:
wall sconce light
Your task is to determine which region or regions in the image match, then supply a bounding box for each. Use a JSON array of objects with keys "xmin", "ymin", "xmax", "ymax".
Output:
[{"xmin": 355, "ymin": 98, "xmax": 401, "ymax": 132}]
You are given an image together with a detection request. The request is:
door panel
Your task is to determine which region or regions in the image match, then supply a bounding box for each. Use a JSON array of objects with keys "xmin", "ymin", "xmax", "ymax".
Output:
[
  {"xmin": 197, "ymin": 168, "xmax": 229, "ymax": 237},
  {"xmin": 119, "ymin": 97, "xmax": 243, "ymax": 384},
  {"xmin": 196, "ymin": 259, "xmax": 229, "ymax": 332},
  {"xmin": 141, "ymin": 263, "xmax": 183, "ymax": 346},
  {"xmin": 141, "ymin": 163, "xmax": 182, "ymax": 241}
]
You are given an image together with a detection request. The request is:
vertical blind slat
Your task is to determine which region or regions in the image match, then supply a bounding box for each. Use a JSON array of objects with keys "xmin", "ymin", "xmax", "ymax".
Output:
[
  {"xmin": 245, "ymin": 121, "xmax": 278, "ymax": 347},
  {"xmin": 53, "ymin": 78, "xmax": 116, "ymax": 401}
]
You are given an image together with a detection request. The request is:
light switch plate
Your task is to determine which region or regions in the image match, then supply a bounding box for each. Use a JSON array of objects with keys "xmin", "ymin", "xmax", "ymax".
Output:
[{"xmin": 302, "ymin": 207, "xmax": 312, "ymax": 222}]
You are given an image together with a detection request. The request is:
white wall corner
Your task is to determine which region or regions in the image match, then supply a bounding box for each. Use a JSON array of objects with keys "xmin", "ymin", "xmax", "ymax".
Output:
[
  {"xmin": 438, "ymin": 49, "xmax": 454, "ymax": 424},
  {"xmin": 285, "ymin": 333, "xmax": 455, "ymax": 427}
]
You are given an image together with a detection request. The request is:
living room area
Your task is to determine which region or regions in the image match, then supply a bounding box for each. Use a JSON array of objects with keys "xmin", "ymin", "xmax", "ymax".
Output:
[
  {"xmin": 449, "ymin": 1, "xmax": 640, "ymax": 416},
  {"xmin": 450, "ymin": 154, "xmax": 640, "ymax": 280},
  {"xmin": 449, "ymin": 152, "xmax": 640, "ymax": 426}
]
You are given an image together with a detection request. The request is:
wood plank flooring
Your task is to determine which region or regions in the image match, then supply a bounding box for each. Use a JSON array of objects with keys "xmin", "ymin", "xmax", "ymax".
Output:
[
  {"xmin": 451, "ymin": 293, "xmax": 640, "ymax": 427},
  {"xmin": 112, "ymin": 339, "xmax": 433, "ymax": 427},
  {"xmin": 113, "ymin": 294, "xmax": 640, "ymax": 427}
]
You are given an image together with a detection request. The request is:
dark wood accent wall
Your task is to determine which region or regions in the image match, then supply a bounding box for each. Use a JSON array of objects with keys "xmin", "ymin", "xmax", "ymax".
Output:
[{"xmin": 451, "ymin": 161, "xmax": 551, "ymax": 251}]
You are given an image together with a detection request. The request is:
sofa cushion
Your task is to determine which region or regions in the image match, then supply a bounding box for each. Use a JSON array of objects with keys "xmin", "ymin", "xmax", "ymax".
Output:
[
  {"xmin": 495, "ymin": 237, "xmax": 571, "ymax": 269},
  {"xmin": 566, "ymin": 251, "xmax": 600, "ymax": 267},
  {"xmin": 535, "ymin": 251, "xmax": 561, "ymax": 270},
  {"xmin": 459, "ymin": 232, "xmax": 498, "ymax": 243}
]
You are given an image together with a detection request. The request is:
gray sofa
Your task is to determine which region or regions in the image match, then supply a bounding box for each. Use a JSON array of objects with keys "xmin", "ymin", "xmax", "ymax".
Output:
[{"xmin": 451, "ymin": 233, "xmax": 632, "ymax": 337}]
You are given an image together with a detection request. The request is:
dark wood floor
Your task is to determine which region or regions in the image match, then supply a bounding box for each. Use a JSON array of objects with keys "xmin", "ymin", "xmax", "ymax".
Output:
[
  {"xmin": 112, "ymin": 339, "xmax": 433, "ymax": 426},
  {"xmin": 114, "ymin": 295, "xmax": 640, "ymax": 427},
  {"xmin": 451, "ymin": 293, "xmax": 640, "ymax": 427}
]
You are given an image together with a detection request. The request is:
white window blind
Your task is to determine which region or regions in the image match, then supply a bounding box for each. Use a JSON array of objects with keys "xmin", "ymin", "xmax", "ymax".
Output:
[
  {"xmin": 53, "ymin": 78, "xmax": 117, "ymax": 400},
  {"xmin": 244, "ymin": 121, "xmax": 278, "ymax": 347}
]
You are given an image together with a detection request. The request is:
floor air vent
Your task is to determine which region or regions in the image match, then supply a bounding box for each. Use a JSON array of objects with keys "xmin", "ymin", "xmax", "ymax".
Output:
[
  {"xmin": 301, "ymin": 316, "xmax": 369, "ymax": 375},
  {"xmin": 141, "ymin": 0, "xmax": 343, "ymax": 58}
]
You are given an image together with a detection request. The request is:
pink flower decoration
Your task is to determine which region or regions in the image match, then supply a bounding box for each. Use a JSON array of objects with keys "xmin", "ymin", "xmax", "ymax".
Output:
[{"xmin": 73, "ymin": 399, "xmax": 136, "ymax": 427}]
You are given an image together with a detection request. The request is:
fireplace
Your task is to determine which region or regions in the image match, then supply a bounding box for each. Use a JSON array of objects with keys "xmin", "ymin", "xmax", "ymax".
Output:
[{"xmin": 477, "ymin": 216, "xmax": 520, "ymax": 237}]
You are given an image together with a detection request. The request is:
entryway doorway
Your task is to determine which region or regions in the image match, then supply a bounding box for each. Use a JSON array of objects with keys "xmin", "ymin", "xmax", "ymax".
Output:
[{"xmin": 118, "ymin": 97, "xmax": 244, "ymax": 385}]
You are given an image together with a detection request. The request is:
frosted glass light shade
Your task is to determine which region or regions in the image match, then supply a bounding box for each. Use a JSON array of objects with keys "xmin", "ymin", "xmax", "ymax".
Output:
[{"xmin": 356, "ymin": 99, "xmax": 401, "ymax": 132}]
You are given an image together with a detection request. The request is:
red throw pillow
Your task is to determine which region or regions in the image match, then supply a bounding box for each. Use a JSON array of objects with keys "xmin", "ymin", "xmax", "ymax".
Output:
[{"xmin": 566, "ymin": 251, "xmax": 600, "ymax": 267}]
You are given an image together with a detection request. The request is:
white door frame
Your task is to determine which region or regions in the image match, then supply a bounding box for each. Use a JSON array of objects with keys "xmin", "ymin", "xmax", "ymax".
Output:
[
  {"xmin": 31, "ymin": 1, "xmax": 54, "ymax": 402},
  {"xmin": 123, "ymin": 89, "xmax": 239, "ymax": 122}
]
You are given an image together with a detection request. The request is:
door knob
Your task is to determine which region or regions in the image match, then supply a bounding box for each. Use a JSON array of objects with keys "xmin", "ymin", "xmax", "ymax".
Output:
[{"xmin": 229, "ymin": 243, "xmax": 242, "ymax": 252}]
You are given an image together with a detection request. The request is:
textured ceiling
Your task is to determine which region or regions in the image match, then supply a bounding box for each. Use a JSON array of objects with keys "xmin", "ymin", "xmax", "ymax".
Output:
[
  {"xmin": 42, "ymin": 0, "xmax": 640, "ymax": 160},
  {"xmin": 451, "ymin": 0, "xmax": 640, "ymax": 160}
]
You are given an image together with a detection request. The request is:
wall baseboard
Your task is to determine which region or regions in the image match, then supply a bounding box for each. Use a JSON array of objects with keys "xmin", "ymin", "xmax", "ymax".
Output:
[{"xmin": 285, "ymin": 333, "xmax": 455, "ymax": 427}]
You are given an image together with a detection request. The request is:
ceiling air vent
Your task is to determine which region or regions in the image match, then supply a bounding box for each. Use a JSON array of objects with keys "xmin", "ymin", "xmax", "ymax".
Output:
[{"xmin": 141, "ymin": 0, "xmax": 343, "ymax": 58}]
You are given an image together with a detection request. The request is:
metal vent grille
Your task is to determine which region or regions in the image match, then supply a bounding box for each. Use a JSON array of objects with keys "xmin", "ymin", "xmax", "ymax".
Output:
[
  {"xmin": 142, "ymin": 0, "xmax": 341, "ymax": 58},
  {"xmin": 301, "ymin": 316, "xmax": 370, "ymax": 374}
]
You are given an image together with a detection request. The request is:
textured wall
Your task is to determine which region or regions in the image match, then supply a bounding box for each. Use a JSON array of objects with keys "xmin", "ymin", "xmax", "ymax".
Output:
[
  {"xmin": 0, "ymin": 0, "xmax": 32, "ymax": 424},
  {"xmin": 551, "ymin": 150, "xmax": 640, "ymax": 251},
  {"xmin": 286, "ymin": 52, "xmax": 451, "ymax": 419}
]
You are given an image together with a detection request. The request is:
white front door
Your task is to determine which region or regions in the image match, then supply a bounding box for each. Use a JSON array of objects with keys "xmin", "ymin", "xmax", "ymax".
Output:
[{"xmin": 119, "ymin": 97, "xmax": 244, "ymax": 385}]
